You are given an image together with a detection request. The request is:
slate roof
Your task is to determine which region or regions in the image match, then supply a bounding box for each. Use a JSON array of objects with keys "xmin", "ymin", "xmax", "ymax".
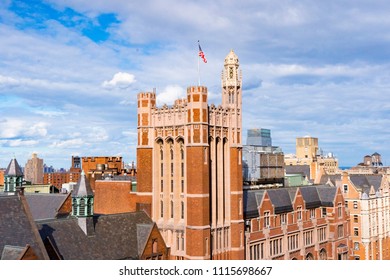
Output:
[
  {"xmin": 319, "ymin": 174, "xmax": 341, "ymax": 186},
  {"xmin": 5, "ymin": 158, "xmax": 23, "ymax": 176},
  {"xmin": 285, "ymin": 165, "xmax": 311, "ymax": 180},
  {"xmin": 243, "ymin": 189, "xmax": 265, "ymax": 218},
  {"xmin": 243, "ymin": 185, "xmax": 337, "ymax": 216},
  {"xmin": 316, "ymin": 186, "xmax": 337, "ymax": 207},
  {"xmin": 267, "ymin": 188, "xmax": 294, "ymax": 214},
  {"xmin": 37, "ymin": 211, "xmax": 156, "ymax": 260},
  {"xmin": 25, "ymin": 193, "xmax": 69, "ymax": 221},
  {"xmin": 0, "ymin": 194, "xmax": 49, "ymax": 260},
  {"xmin": 300, "ymin": 186, "xmax": 322, "ymax": 209},
  {"xmin": 349, "ymin": 174, "xmax": 383, "ymax": 194}
]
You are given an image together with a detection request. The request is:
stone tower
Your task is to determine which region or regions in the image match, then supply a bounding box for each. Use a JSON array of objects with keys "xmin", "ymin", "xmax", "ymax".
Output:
[{"xmin": 136, "ymin": 50, "xmax": 244, "ymax": 260}]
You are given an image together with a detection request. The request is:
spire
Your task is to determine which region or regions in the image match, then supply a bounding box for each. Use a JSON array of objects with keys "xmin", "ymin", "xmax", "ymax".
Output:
[
  {"xmin": 5, "ymin": 158, "xmax": 24, "ymax": 177},
  {"xmin": 72, "ymin": 170, "xmax": 94, "ymax": 198}
]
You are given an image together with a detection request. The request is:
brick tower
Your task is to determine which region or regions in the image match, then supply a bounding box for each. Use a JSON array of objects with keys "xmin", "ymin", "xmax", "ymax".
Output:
[{"xmin": 136, "ymin": 50, "xmax": 244, "ymax": 260}]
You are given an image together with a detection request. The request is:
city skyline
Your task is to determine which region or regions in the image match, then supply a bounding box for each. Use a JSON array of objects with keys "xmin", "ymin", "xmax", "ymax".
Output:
[{"xmin": 1, "ymin": 0, "xmax": 389, "ymax": 169}]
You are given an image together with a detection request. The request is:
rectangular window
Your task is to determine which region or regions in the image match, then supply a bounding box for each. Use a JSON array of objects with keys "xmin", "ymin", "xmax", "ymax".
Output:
[
  {"xmin": 181, "ymin": 180, "xmax": 184, "ymax": 193},
  {"xmin": 281, "ymin": 213, "xmax": 287, "ymax": 224},
  {"xmin": 343, "ymin": 184, "xmax": 348, "ymax": 193},
  {"xmin": 338, "ymin": 203, "xmax": 342, "ymax": 217},
  {"xmin": 269, "ymin": 237, "xmax": 283, "ymax": 256},
  {"xmin": 338, "ymin": 225, "xmax": 344, "ymax": 238},
  {"xmin": 264, "ymin": 211, "xmax": 270, "ymax": 228},
  {"xmin": 354, "ymin": 242, "xmax": 359, "ymax": 250},
  {"xmin": 297, "ymin": 206, "xmax": 302, "ymax": 221},
  {"xmin": 171, "ymin": 180, "xmax": 173, "ymax": 193},
  {"xmin": 322, "ymin": 208, "xmax": 327, "ymax": 217},
  {"xmin": 288, "ymin": 234, "xmax": 299, "ymax": 251},
  {"xmin": 353, "ymin": 201, "xmax": 358, "ymax": 209},
  {"xmin": 310, "ymin": 209, "xmax": 315, "ymax": 219},
  {"xmin": 161, "ymin": 163, "xmax": 164, "ymax": 176},
  {"xmin": 354, "ymin": 215, "xmax": 358, "ymax": 223},
  {"xmin": 304, "ymin": 230, "xmax": 313, "ymax": 246},
  {"xmin": 160, "ymin": 180, "xmax": 163, "ymax": 192},
  {"xmin": 250, "ymin": 242, "xmax": 264, "ymax": 260},
  {"xmin": 318, "ymin": 227, "xmax": 327, "ymax": 242},
  {"xmin": 345, "ymin": 201, "xmax": 348, "ymax": 208},
  {"xmin": 171, "ymin": 162, "xmax": 174, "ymax": 177},
  {"xmin": 181, "ymin": 162, "xmax": 184, "ymax": 177},
  {"xmin": 354, "ymin": 227, "xmax": 359, "ymax": 236}
]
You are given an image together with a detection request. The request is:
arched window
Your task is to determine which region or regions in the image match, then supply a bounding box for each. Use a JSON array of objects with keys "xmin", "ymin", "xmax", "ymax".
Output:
[
  {"xmin": 319, "ymin": 249, "xmax": 327, "ymax": 260},
  {"xmin": 305, "ymin": 253, "xmax": 314, "ymax": 260}
]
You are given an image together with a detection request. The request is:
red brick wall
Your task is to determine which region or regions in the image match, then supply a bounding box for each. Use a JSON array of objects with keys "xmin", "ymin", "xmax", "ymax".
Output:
[{"xmin": 94, "ymin": 180, "xmax": 137, "ymax": 214}]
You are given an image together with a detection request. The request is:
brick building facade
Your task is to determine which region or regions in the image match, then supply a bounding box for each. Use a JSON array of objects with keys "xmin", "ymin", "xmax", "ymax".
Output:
[
  {"xmin": 136, "ymin": 50, "xmax": 244, "ymax": 260},
  {"xmin": 244, "ymin": 185, "xmax": 350, "ymax": 260}
]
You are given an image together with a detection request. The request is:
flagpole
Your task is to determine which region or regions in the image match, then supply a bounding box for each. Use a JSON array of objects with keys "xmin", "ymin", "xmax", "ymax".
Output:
[{"xmin": 197, "ymin": 40, "xmax": 201, "ymax": 86}]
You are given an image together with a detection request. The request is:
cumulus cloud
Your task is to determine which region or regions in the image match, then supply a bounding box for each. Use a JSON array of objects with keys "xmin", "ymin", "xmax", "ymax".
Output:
[
  {"xmin": 156, "ymin": 85, "xmax": 185, "ymax": 106},
  {"xmin": 102, "ymin": 72, "xmax": 136, "ymax": 89}
]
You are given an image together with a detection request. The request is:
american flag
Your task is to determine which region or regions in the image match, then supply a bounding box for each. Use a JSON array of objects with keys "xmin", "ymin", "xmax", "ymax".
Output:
[{"xmin": 198, "ymin": 42, "xmax": 207, "ymax": 63}]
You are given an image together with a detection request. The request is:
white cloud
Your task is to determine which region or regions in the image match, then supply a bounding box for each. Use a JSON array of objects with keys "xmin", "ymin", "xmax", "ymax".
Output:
[
  {"xmin": 0, "ymin": 139, "xmax": 39, "ymax": 147},
  {"xmin": 156, "ymin": 85, "xmax": 185, "ymax": 106},
  {"xmin": 50, "ymin": 138, "xmax": 84, "ymax": 148},
  {"xmin": 102, "ymin": 72, "xmax": 136, "ymax": 89},
  {"xmin": 27, "ymin": 123, "xmax": 48, "ymax": 137},
  {"xmin": 0, "ymin": 119, "xmax": 48, "ymax": 138}
]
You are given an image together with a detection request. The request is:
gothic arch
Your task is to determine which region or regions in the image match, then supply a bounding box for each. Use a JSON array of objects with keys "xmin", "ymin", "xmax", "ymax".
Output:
[
  {"xmin": 319, "ymin": 248, "xmax": 327, "ymax": 260},
  {"xmin": 165, "ymin": 137, "xmax": 174, "ymax": 144},
  {"xmin": 305, "ymin": 253, "xmax": 314, "ymax": 260},
  {"xmin": 175, "ymin": 136, "xmax": 184, "ymax": 143},
  {"xmin": 155, "ymin": 137, "xmax": 164, "ymax": 144}
]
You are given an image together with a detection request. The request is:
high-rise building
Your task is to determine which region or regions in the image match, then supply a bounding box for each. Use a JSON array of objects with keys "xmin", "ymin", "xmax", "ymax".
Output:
[
  {"xmin": 136, "ymin": 50, "xmax": 244, "ymax": 260},
  {"xmin": 24, "ymin": 153, "xmax": 43, "ymax": 184},
  {"xmin": 243, "ymin": 129, "xmax": 284, "ymax": 185}
]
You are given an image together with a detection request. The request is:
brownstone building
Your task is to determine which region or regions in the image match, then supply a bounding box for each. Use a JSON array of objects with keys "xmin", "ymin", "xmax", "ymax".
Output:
[{"xmin": 136, "ymin": 50, "xmax": 244, "ymax": 260}]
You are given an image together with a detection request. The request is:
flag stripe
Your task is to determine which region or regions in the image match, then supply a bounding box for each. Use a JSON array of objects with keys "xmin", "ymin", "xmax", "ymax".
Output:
[{"xmin": 198, "ymin": 43, "xmax": 207, "ymax": 63}]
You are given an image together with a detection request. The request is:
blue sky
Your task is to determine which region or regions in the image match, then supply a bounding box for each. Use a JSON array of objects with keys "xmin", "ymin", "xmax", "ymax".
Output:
[{"xmin": 0, "ymin": 0, "xmax": 389, "ymax": 169}]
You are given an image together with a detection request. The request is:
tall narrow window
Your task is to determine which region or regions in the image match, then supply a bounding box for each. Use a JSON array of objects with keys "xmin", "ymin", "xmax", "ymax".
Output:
[
  {"xmin": 264, "ymin": 211, "xmax": 270, "ymax": 228},
  {"xmin": 160, "ymin": 200, "xmax": 163, "ymax": 218},
  {"xmin": 171, "ymin": 180, "xmax": 173, "ymax": 193},
  {"xmin": 170, "ymin": 200, "xmax": 174, "ymax": 218},
  {"xmin": 181, "ymin": 201, "xmax": 184, "ymax": 219},
  {"xmin": 297, "ymin": 206, "xmax": 302, "ymax": 221}
]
